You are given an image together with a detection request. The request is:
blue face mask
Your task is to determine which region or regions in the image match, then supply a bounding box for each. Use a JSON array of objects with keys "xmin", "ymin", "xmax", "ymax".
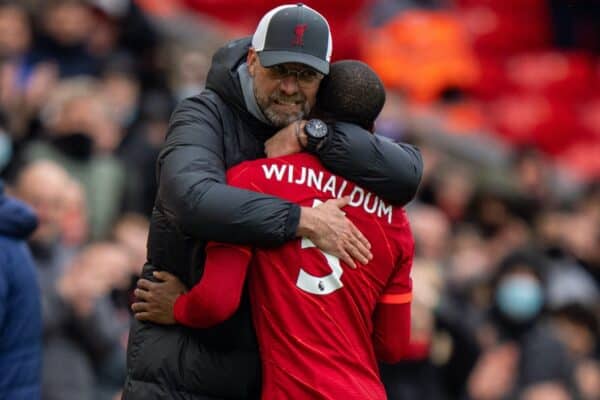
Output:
[{"xmin": 496, "ymin": 276, "xmax": 544, "ymax": 322}]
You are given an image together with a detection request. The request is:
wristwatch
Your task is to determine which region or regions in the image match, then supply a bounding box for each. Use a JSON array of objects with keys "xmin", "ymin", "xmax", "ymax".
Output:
[{"xmin": 304, "ymin": 119, "xmax": 328, "ymax": 152}]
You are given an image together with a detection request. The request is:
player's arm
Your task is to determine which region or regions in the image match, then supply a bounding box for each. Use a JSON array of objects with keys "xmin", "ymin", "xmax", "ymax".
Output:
[
  {"xmin": 372, "ymin": 237, "xmax": 415, "ymax": 364},
  {"xmin": 158, "ymin": 97, "xmax": 370, "ymax": 266},
  {"xmin": 173, "ymin": 242, "xmax": 252, "ymax": 328},
  {"xmin": 373, "ymin": 293, "xmax": 412, "ymax": 364},
  {"xmin": 133, "ymin": 242, "xmax": 252, "ymax": 328}
]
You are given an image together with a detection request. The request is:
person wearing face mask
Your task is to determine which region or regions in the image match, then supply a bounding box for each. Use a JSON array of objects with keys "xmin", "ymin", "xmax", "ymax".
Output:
[
  {"xmin": 495, "ymin": 268, "xmax": 545, "ymax": 328},
  {"xmin": 468, "ymin": 250, "xmax": 579, "ymax": 400},
  {"xmin": 20, "ymin": 77, "xmax": 127, "ymax": 239}
]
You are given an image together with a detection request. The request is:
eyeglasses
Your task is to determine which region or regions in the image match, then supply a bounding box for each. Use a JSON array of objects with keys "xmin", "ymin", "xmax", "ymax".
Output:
[{"xmin": 266, "ymin": 64, "xmax": 324, "ymax": 86}]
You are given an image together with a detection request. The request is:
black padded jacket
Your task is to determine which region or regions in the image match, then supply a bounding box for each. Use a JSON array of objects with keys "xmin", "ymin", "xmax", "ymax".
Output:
[{"xmin": 122, "ymin": 37, "xmax": 423, "ymax": 400}]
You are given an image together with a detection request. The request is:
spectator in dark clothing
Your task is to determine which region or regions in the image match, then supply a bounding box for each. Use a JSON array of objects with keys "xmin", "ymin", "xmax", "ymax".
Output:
[
  {"xmin": 27, "ymin": 0, "xmax": 100, "ymax": 78},
  {"xmin": 115, "ymin": 88, "xmax": 173, "ymax": 216},
  {"xmin": 13, "ymin": 160, "xmax": 127, "ymax": 400},
  {"xmin": 380, "ymin": 253, "xmax": 481, "ymax": 400},
  {"xmin": 468, "ymin": 250, "xmax": 578, "ymax": 400},
  {"xmin": 21, "ymin": 77, "xmax": 127, "ymax": 239},
  {"xmin": 380, "ymin": 307, "xmax": 481, "ymax": 400},
  {"xmin": 0, "ymin": 180, "xmax": 42, "ymax": 400},
  {"xmin": 123, "ymin": 3, "xmax": 422, "ymax": 400}
]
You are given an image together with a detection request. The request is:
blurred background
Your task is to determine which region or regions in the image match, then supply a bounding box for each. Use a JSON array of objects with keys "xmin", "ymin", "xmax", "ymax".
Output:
[{"xmin": 0, "ymin": 0, "xmax": 597, "ymax": 399}]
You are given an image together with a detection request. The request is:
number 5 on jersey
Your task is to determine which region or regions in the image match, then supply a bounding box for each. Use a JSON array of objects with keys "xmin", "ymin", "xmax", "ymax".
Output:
[{"xmin": 296, "ymin": 200, "xmax": 344, "ymax": 295}]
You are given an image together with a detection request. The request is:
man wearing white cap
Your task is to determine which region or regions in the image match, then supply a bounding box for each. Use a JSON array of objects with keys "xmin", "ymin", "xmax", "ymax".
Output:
[{"xmin": 124, "ymin": 4, "xmax": 422, "ymax": 399}]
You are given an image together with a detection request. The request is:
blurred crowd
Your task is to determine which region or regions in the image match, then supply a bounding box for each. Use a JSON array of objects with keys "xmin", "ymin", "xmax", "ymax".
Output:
[{"xmin": 0, "ymin": 0, "xmax": 597, "ymax": 400}]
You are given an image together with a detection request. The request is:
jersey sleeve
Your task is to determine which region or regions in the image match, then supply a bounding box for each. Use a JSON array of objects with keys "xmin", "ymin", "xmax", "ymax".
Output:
[
  {"xmin": 172, "ymin": 162, "xmax": 283, "ymax": 328},
  {"xmin": 372, "ymin": 302, "xmax": 411, "ymax": 363},
  {"xmin": 173, "ymin": 242, "xmax": 252, "ymax": 328},
  {"xmin": 378, "ymin": 234, "xmax": 414, "ymax": 305}
]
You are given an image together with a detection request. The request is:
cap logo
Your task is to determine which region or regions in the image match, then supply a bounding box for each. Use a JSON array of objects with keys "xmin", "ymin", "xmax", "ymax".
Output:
[{"xmin": 292, "ymin": 24, "xmax": 307, "ymax": 46}]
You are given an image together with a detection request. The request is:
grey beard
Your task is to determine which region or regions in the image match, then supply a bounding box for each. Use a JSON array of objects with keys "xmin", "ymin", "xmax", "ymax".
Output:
[
  {"xmin": 263, "ymin": 106, "xmax": 306, "ymax": 128},
  {"xmin": 254, "ymin": 85, "xmax": 309, "ymax": 128}
]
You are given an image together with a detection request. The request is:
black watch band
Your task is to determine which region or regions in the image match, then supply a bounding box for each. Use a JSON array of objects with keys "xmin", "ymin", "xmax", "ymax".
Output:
[{"xmin": 304, "ymin": 119, "xmax": 328, "ymax": 152}]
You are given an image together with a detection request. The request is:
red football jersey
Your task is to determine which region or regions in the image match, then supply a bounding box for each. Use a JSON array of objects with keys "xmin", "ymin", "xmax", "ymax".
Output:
[{"xmin": 225, "ymin": 153, "xmax": 414, "ymax": 400}]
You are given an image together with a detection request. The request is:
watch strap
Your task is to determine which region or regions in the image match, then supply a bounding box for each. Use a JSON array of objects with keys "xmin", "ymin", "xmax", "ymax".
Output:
[{"xmin": 305, "ymin": 123, "xmax": 328, "ymax": 153}]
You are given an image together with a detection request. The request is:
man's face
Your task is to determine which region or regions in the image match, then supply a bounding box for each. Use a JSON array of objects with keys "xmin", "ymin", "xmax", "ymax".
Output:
[
  {"xmin": 247, "ymin": 49, "xmax": 321, "ymax": 128},
  {"xmin": 16, "ymin": 165, "xmax": 70, "ymax": 245}
]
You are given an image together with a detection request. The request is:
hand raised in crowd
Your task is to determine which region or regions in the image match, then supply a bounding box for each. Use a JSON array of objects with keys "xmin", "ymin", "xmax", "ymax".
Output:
[
  {"xmin": 24, "ymin": 62, "xmax": 58, "ymax": 110},
  {"xmin": 297, "ymin": 196, "xmax": 372, "ymax": 269},
  {"xmin": 264, "ymin": 120, "xmax": 307, "ymax": 158},
  {"xmin": 132, "ymin": 271, "xmax": 188, "ymax": 325},
  {"xmin": 57, "ymin": 243, "xmax": 132, "ymax": 316},
  {"xmin": 57, "ymin": 257, "xmax": 117, "ymax": 317},
  {"xmin": 57, "ymin": 263, "xmax": 106, "ymax": 317},
  {"xmin": 468, "ymin": 342, "xmax": 519, "ymax": 400},
  {"xmin": 520, "ymin": 382, "xmax": 573, "ymax": 400}
]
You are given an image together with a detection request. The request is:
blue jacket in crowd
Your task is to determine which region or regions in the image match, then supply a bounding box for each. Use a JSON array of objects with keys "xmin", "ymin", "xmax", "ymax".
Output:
[{"xmin": 0, "ymin": 181, "xmax": 42, "ymax": 400}]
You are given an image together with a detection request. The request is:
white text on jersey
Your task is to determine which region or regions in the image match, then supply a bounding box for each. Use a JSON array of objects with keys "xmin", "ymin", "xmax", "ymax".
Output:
[{"xmin": 262, "ymin": 164, "xmax": 393, "ymax": 224}]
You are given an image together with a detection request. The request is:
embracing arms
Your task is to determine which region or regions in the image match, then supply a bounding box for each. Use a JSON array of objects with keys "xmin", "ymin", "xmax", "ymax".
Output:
[
  {"xmin": 266, "ymin": 120, "xmax": 423, "ymax": 206},
  {"xmin": 157, "ymin": 96, "xmax": 372, "ymax": 265},
  {"xmin": 160, "ymin": 97, "xmax": 422, "ymax": 246},
  {"xmin": 317, "ymin": 122, "xmax": 423, "ymax": 206},
  {"xmin": 157, "ymin": 96, "xmax": 298, "ymax": 247}
]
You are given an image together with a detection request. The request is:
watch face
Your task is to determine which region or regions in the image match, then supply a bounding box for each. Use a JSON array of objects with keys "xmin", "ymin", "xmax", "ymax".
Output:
[{"xmin": 306, "ymin": 119, "xmax": 328, "ymax": 138}]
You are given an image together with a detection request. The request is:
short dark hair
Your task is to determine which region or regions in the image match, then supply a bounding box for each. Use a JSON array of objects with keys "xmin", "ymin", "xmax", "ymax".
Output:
[{"xmin": 313, "ymin": 60, "xmax": 385, "ymax": 130}]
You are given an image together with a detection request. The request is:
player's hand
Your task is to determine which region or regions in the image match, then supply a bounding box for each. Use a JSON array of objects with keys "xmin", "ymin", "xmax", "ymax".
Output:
[
  {"xmin": 297, "ymin": 196, "xmax": 372, "ymax": 269},
  {"xmin": 265, "ymin": 120, "xmax": 307, "ymax": 158},
  {"xmin": 131, "ymin": 271, "xmax": 187, "ymax": 325}
]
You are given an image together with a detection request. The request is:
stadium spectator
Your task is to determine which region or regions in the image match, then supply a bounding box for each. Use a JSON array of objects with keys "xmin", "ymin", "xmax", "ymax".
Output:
[
  {"xmin": 30, "ymin": 0, "xmax": 99, "ymax": 78},
  {"xmin": 20, "ymin": 77, "xmax": 127, "ymax": 239},
  {"xmin": 14, "ymin": 160, "xmax": 75, "ymax": 266},
  {"xmin": 380, "ymin": 209, "xmax": 481, "ymax": 400},
  {"xmin": 467, "ymin": 250, "xmax": 578, "ymax": 399},
  {"xmin": 54, "ymin": 242, "xmax": 129, "ymax": 400},
  {"xmin": 0, "ymin": 180, "xmax": 41, "ymax": 400},
  {"xmin": 13, "ymin": 160, "xmax": 127, "ymax": 400},
  {"xmin": 0, "ymin": 2, "xmax": 51, "ymax": 137}
]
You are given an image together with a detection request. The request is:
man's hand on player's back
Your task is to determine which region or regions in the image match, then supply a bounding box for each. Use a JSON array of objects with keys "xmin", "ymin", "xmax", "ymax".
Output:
[
  {"xmin": 264, "ymin": 121, "xmax": 373, "ymax": 269},
  {"xmin": 297, "ymin": 196, "xmax": 372, "ymax": 269}
]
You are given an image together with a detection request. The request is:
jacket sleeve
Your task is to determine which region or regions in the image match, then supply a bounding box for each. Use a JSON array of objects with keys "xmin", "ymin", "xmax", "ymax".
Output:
[
  {"xmin": 157, "ymin": 95, "xmax": 300, "ymax": 246},
  {"xmin": 315, "ymin": 121, "xmax": 423, "ymax": 206}
]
